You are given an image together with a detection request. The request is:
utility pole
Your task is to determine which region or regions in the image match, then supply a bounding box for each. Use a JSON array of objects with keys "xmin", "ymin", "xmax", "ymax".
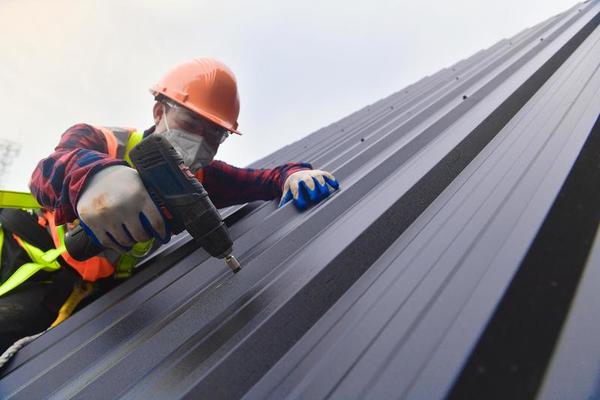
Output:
[{"xmin": 0, "ymin": 139, "xmax": 21, "ymax": 186}]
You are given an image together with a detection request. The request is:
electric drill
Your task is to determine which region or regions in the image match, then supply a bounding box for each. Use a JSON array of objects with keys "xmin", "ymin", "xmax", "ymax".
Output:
[{"xmin": 64, "ymin": 135, "xmax": 241, "ymax": 273}]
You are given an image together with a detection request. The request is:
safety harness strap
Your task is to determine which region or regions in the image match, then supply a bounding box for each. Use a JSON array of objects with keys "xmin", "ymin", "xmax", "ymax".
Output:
[
  {"xmin": 0, "ymin": 235, "xmax": 62, "ymax": 297},
  {"xmin": 0, "ymin": 208, "xmax": 62, "ymax": 297},
  {"xmin": 0, "ymin": 190, "xmax": 41, "ymax": 209},
  {"xmin": 0, "ymin": 129, "xmax": 149, "ymax": 291},
  {"xmin": 50, "ymin": 281, "xmax": 93, "ymax": 327}
]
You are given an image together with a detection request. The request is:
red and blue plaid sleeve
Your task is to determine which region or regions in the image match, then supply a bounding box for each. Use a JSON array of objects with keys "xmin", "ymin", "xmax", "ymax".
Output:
[
  {"xmin": 201, "ymin": 160, "xmax": 312, "ymax": 209},
  {"xmin": 30, "ymin": 124, "xmax": 313, "ymax": 220},
  {"xmin": 29, "ymin": 123, "xmax": 128, "ymax": 224}
]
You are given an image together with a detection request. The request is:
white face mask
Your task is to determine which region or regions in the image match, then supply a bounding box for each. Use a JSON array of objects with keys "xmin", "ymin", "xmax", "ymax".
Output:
[{"xmin": 162, "ymin": 114, "xmax": 217, "ymax": 171}]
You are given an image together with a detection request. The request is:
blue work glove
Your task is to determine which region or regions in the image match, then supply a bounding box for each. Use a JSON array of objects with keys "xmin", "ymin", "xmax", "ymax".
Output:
[{"xmin": 279, "ymin": 169, "xmax": 339, "ymax": 210}]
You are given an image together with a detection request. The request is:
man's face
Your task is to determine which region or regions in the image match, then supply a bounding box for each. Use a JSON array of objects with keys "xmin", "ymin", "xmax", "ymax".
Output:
[{"xmin": 154, "ymin": 101, "xmax": 230, "ymax": 152}]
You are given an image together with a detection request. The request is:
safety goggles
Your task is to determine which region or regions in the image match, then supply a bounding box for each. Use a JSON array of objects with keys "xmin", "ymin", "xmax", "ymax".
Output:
[{"xmin": 164, "ymin": 101, "xmax": 230, "ymax": 145}]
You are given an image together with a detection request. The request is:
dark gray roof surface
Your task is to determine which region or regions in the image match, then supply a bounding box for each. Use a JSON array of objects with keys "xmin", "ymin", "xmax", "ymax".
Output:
[{"xmin": 1, "ymin": 2, "xmax": 599, "ymax": 399}]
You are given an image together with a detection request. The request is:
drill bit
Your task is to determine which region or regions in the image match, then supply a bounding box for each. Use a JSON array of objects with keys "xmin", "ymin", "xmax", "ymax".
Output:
[{"xmin": 225, "ymin": 254, "xmax": 241, "ymax": 273}]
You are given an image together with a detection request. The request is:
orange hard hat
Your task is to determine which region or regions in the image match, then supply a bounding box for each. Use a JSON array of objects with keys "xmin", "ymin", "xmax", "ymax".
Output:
[{"xmin": 151, "ymin": 58, "xmax": 241, "ymax": 134}]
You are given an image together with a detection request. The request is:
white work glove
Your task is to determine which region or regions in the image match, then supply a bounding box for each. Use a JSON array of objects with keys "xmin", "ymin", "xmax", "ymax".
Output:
[
  {"xmin": 76, "ymin": 165, "xmax": 168, "ymax": 252},
  {"xmin": 279, "ymin": 169, "xmax": 339, "ymax": 210}
]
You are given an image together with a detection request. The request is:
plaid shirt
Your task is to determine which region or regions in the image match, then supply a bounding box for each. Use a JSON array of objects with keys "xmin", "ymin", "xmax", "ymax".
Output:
[{"xmin": 30, "ymin": 124, "xmax": 312, "ymax": 224}]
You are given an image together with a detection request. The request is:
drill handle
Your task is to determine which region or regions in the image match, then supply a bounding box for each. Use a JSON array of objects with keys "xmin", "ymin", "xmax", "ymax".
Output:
[{"xmin": 64, "ymin": 224, "xmax": 104, "ymax": 261}]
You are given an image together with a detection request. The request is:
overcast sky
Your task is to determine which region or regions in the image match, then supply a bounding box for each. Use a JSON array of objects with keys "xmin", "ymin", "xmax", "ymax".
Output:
[{"xmin": 0, "ymin": 0, "xmax": 579, "ymax": 191}]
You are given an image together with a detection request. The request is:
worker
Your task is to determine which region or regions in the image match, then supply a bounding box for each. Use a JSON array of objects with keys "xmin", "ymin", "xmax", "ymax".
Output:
[
  {"xmin": 32, "ymin": 57, "xmax": 339, "ymax": 253},
  {"xmin": 0, "ymin": 58, "xmax": 338, "ymax": 356}
]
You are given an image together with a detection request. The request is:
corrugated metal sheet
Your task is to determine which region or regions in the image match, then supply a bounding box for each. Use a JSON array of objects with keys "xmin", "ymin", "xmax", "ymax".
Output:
[{"xmin": 1, "ymin": 2, "xmax": 599, "ymax": 398}]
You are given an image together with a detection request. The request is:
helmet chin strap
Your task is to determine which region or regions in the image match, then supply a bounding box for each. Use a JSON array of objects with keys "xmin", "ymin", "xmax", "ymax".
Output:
[{"xmin": 162, "ymin": 105, "xmax": 171, "ymax": 132}]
